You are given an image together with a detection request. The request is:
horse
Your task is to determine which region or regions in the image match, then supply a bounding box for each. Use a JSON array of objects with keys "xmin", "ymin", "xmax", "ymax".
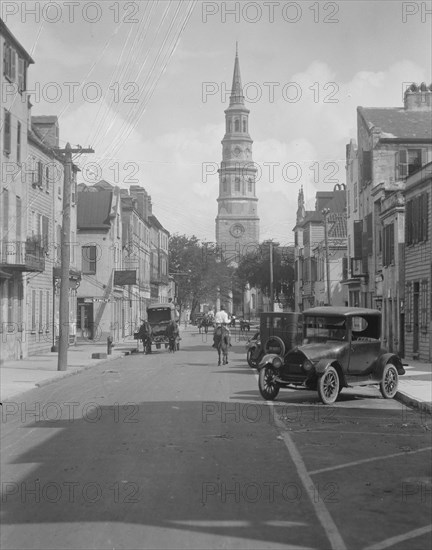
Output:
[
  {"xmin": 166, "ymin": 320, "xmax": 179, "ymax": 353},
  {"xmin": 198, "ymin": 314, "xmax": 212, "ymax": 334},
  {"xmin": 137, "ymin": 321, "xmax": 152, "ymax": 354},
  {"xmin": 213, "ymin": 325, "xmax": 229, "ymax": 366}
]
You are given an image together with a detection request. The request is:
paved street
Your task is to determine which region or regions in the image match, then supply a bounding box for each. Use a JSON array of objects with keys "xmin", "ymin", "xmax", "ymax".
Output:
[{"xmin": 1, "ymin": 329, "xmax": 431, "ymax": 550}]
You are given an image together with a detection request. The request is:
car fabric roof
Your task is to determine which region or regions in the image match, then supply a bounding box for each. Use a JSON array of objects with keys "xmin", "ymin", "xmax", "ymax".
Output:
[{"xmin": 302, "ymin": 306, "xmax": 381, "ymax": 317}]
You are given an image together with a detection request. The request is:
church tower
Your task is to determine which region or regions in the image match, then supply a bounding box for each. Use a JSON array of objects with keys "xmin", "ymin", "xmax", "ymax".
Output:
[{"xmin": 215, "ymin": 47, "xmax": 259, "ymax": 259}]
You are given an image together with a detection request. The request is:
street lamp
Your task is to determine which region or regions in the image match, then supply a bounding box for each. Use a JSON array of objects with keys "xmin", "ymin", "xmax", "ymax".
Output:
[{"xmin": 322, "ymin": 208, "xmax": 331, "ymax": 305}]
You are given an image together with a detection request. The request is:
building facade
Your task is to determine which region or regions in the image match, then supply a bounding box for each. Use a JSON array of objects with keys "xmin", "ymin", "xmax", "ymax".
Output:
[
  {"xmin": 0, "ymin": 21, "xmax": 35, "ymax": 362},
  {"xmin": 403, "ymin": 162, "xmax": 432, "ymax": 361},
  {"xmin": 294, "ymin": 186, "xmax": 348, "ymax": 311},
  {"xmin": 76, "ymin": 183, "xmax": 125, "ymax": 341},
  {"xmin": 215, "ymin": 49, "xmax": 259, "ymax": 262},
  {"xmin": 344, "ymin": 83, "xmax": 432, "ymax": 356}
]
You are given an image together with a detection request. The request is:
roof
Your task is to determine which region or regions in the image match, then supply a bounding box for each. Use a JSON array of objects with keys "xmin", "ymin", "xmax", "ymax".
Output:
[
  {"xmin": 77, "ymin": 190, "xmax": 113, "ymax": 230},
  {"xmin": 147, "ymin": 302, "xmax": 175, "ymax": 311},
  {"xmin": 298, "ymin": 191, "xmax": 347, "ymax": 236},
  {"xmin": 0, "ymin": 20, "xmax": 34, "ymax": 64},
  {"xmin": 32, "ymin": 115, "xmax": 58, "ymax": 125},
  {"xmin": 303, "ymin": 306, "xmax": 381, "ymax": 317},
  {"xmin": 358, "ymin": 107, "xmax": 432, "ymax": 140}
]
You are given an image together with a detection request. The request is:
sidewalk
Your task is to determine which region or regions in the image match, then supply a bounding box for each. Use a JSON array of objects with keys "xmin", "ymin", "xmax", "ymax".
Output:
[
  {"xmin": 0, "ymin": 338, "xmax": 139, "ymax": 401},
  {"xmin": 0, "ymin": 331, "xmax": 431, "ymax": 414}
]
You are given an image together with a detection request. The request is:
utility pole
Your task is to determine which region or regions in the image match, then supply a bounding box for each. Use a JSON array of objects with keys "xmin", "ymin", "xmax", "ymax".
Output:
[
  {"xmin": 322, "ymin": 208, "xmax": 331, "ymax": 305},
  {"xmin": 269, "ymin": 241, "xmax": 274, "ymax": 312},
  {"xmin": 57, "ymin": 144, "xmax": 94, "ymax": 371}
]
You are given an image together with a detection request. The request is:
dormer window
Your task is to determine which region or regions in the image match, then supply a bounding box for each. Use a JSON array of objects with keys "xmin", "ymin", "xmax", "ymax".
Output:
[{"xmin": 397, "ymin": 149, "xmax": 422, "ymax": 178}]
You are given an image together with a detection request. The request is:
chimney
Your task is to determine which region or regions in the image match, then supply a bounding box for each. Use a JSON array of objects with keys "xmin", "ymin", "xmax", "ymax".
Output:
[
  {"xmin": 404, "ymin": 82, "xmax": 432, "ymax": 111},
  {"xmin": 31, "ymin": 115, "xmax": 59, "ymax": 147}
]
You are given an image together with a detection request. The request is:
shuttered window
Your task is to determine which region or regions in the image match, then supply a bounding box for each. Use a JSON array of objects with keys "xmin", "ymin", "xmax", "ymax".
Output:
[{"xmin": 406, "ymin": 193, "xmax": 429, "ymax": 244}]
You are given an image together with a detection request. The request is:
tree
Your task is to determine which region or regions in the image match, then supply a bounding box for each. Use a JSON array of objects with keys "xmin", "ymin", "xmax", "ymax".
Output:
[
  {"xmin": 235, "ymin": 244, "xmax": 295, "ymax": 310},
  {"xmin": 169, "ymin": 235, "xmax": 234, "ymax": 317}
]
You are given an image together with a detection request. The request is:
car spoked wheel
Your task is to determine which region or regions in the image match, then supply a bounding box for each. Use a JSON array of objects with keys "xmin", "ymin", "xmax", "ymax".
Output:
[
  {"xmin": 317, "ymin": 366, "xmax": 340, "ymax": 405},
  {"xmin": 380, "ymin": 363, "xmax": 399, "ymax": 399},
  {"xmin": 258, "ymin": 366, "xmax": 280, "ymax": 400}
]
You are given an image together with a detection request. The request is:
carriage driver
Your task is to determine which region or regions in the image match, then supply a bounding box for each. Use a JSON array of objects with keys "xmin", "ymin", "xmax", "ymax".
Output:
[{"xmin": 212, "ymin": 305, "xmax": 232, "ymax": 347}]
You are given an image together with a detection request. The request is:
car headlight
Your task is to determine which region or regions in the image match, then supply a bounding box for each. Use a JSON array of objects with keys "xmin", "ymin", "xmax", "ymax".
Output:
[
  {"xmin": 303, "ymin": 359, "xmax": 313, "ymax": 372},
  {"xmin": 272, "ymin": 356, "xmax": 283, "ymax": 369}
]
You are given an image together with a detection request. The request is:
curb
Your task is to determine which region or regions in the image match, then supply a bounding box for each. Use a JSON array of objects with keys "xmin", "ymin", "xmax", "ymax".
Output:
[
  {"xmin": 395, "ymin": 390, "xmax": 432, "ymax": 415},
  {"xmin": 35, "ymin": 350, "xmax": 131, "ymax": 390}
]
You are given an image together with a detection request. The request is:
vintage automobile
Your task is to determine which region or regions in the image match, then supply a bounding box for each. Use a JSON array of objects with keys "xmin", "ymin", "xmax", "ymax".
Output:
[
  {"xmin": 146, "ymin": 302, "xmax": 180, "ymax": 352},
  {"xmin": 247, "ymin": 312, "xmax": 303, "ymax": 369},
  {"xmin": 246, "ymin": 331, "xmax": 261, "ymax": 367},
  {"xmin": 258, "ymin": 307, "xmax": 405, "ymax": 405}
]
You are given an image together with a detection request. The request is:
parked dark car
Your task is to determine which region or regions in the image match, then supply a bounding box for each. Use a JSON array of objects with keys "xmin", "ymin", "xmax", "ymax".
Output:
[
  {"xmin": 246, "ymin": 312, "xmax": 302, "ymax": 369},
  {"xmin": 259, "ymin": 312, "xmax": 303, "ymax": 357},
  {"xmin": 258, "ymin": 307, "xmax": 405, "ymax": 405},
  {"xmin": 246, "ymin": 331, "xmax": 261, "ymax": 367}
]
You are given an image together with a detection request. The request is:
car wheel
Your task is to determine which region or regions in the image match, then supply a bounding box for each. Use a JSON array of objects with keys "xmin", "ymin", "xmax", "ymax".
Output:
[
  {"xmin": 317, "ymin": 366, "xmax": 340, "ymax": 405},
  {"xmin": 380, "ymin": 363, "xmax": 399, "ymax": 399},
  {"xmin": 263, "ymin": 336, "xmax": 285, "ymax": 357},
  {"xmin": 247, "ymin": 348, "xmax": 258, "ymax": 368},
  {"xmin": 258, "ymin": 366, "xmax": 280, "ymax": 400}
]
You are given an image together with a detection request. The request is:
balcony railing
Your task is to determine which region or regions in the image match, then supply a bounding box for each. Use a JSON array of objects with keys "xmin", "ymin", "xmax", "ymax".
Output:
[{"xmin": 0, "ymin": 239, "xmax": 45, "ymax": 272}]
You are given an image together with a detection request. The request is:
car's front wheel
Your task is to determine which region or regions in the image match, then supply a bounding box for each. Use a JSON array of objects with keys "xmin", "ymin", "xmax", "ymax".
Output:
[
  {"xmin": 380, "ymin": 363, "xmax": 399, "ymax": 398},
  {"xmin": 317, "ymin": 366, "xmax": 340, "ymax": 405},
  {"xmin": 258, "ymin": 366, "xmax": 280, "ymax": 400}
]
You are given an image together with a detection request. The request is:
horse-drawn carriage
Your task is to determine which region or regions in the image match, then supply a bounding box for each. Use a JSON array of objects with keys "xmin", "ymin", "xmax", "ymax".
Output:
[{"xmin": 134, "ymin": 302, "xmax": 180, "ymax": 353}]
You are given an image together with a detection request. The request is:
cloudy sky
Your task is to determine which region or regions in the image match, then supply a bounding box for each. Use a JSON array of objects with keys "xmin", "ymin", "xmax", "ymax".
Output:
[{"xmin": 4, "ymin": 0, "xmax": 432, "ymax": 245}]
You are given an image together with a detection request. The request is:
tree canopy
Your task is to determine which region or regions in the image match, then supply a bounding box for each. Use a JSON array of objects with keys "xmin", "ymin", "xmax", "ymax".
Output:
[
  {"xmin": 235, "ymin": 244, "xmax": 295, "ymax": 310},
  {"xmin": 168, "ymin": 234, "xmax": 234, "ymax": 316}
]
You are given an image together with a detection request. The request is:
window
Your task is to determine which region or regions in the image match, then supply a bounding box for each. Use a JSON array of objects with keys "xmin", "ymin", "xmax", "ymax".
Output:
[
  {"xmin": 235, "ymin": 177, "xmax": 240, "ymax": 192},
  {"xmin": 3, "ymin": 42, "xmax": 16, "ymax": 81},
  {"xmin": 223, "ymin": 178, "xmax": 227, "ymax": 192},
  {"xmin": 3, "ymin": 110, "xmax": 11, "ymax": 154},
  {"xmin": 7, "ymin": 279, "xmax": 14, "ymax": 324},
  {"xmin": 34, "ymin": 161, "xmax": 43, "ymax": 187},
  {"xmin": 397, "ymin": 149, "xmax": 422, "ymax": 178},
  {"xmin": 31, "ymin": 289, "xmax": 36, "ymax": 331},
  {"xmin": 353, "ymin": 183, "xmax": 358, "ymax": 211},
  {"xmin": 420, "ymin": 280, "xmax": 428, "ymax": 333},
  {"xmin": 383, "ymin": 223, "xmax": 395, "ymax": 266},
  {"xmin": 242, "ymin": 119, "xmax": 247, "ymax": 132},
  {"xmin": 16, "ymin": 196, "xmax": 22, "ymax": 242},
  {"xmin": 248, "ymin": 178, "xmax": 252, "ymax": 192},
  {"xmin": 46, "ymin": 166, "xmax": 50, "ymax": 192},
  {"xmin": 17, "ymin": 121, "xmax": 21, "ymax": 163},
  {"xmin": 17, "ymin": 57, "xmax": 26, "ymax": 92},
  {"xmin": 234, "ymin": 119, "xmax": 240, "ymax": 132},
  {"xmin": 82, "ymin": 245, "xmax": 97, "ymax": 274},
  {"xmin": 41, "ymin": 215, "xmax": 49, "ymax": 250},
  {"xmin": 39, "ymin": 290, "xmax": 43, "ymax": 332},
  {"xmin": 3, "ymin": 189, "xmax": 9, "ymax": 235},
  {"xmin": 406, "ymin": 193, "xmax": 429, "ymax": 244},
  {"xmin": 46, "ymin": 290, "xmax": 50, "ymax": 333},
  {"xmin": 405, "ymin": 282, "xmax": 412, "ymax": 332},
  {"xmin": 360, "ymin": 150, "xmax": 372, "ymax": 187},
  {"xmin": 17, "ymin": 281, "xmax": 23, "ymax": 326}
]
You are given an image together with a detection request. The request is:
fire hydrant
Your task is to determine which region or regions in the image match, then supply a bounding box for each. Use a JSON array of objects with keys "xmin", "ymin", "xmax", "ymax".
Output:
[{"xmin": 107, "ymin": 335, "xmax": 113, "ymax": 355}]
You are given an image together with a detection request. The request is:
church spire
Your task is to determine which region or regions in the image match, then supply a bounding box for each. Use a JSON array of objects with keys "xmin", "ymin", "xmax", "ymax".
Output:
[{"xmin": 230, "ymin": 44, "xmax": 244, "ymax": 106}]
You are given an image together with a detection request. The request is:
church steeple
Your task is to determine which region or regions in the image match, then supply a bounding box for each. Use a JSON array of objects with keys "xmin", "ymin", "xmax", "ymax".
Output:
[
  {"xmin": 215, "ymin": 47, "xmax": 260, "ymax": 258},
  {"xmin": 230, "ymin": 43, "xmax": 244, "ymax": 106}
]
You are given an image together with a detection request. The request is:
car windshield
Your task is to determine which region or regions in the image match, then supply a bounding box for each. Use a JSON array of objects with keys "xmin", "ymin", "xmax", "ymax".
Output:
[{"xmin": 304, "ymin": 315, "xmax": 346, "ymax": 342}]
